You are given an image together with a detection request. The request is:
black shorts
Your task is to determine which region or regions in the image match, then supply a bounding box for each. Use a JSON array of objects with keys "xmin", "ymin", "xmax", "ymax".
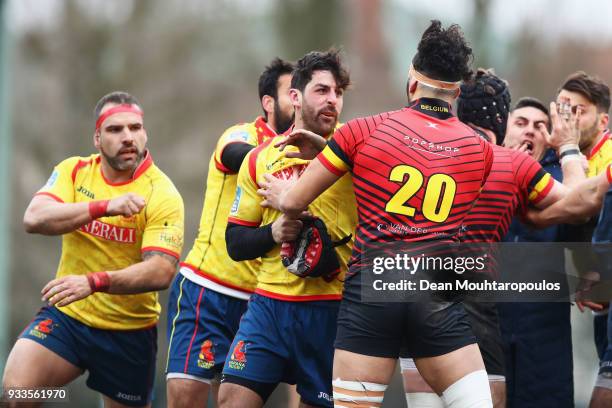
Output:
[
  {"xmin": 335, "ymin": 297, "xmax": 476, "ymax": 359},
  {"xmin": 462, "ymin": 301, "xmax": 505, "ymax": 376}
]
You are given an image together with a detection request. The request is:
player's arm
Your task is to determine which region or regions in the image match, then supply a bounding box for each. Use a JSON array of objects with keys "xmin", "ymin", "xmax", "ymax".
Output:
[
  {"xmin": 226, "ymin": 215, "xmax": 303, "ymax": 261},
  {"xmin": 220, "ymin": 143, "xmax": 255, "ymax": 173},
  {"xmin": 526, "ymin": 165, "xmax": 611, "ymax": 227},
  {"xmin": 23, "ymin": 193, "xmax": 145, "ymax": 235},
  {"xmin": 41, "ymin": 250, "xmax": 178, "ymax": 307},
  {"xmin": 279, "ymin": 157, "xmax": 343, "ymax": 219},
  {"xmin": 225, "ymin": 148, "xmax": 303, "ymax": 260}
]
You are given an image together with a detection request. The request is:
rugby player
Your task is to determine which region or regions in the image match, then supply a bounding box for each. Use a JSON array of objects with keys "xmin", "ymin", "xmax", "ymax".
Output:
[
  {"xmin": 264, "ymin": 21, "xmax": 497, "ymax": 407},
  {"xmin": 218, "ymin": 49, "xmax": 354, "ymax": 408},
  {"xmin": 2, "ymin": 91, "xmax": 185, "ymax": 407},
  {"xmin": 400, "ymin": 71, "xmax": 594, "ymax": 408},
  {"xmin": 548, "ymin": 71, "xmax": 612, "ymax": 408},
  {"xmin": 165, "ymin": 59, "xmax": 294, "ymax": 407}
]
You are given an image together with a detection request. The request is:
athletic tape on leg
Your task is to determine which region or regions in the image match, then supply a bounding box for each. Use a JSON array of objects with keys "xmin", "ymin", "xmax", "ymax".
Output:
[
  {"xmin": 400, "ymin": 358, "xmax": 417, "ymax": 372},
  {"xmin": 406, "ymin": 392, "xmax": 445, "ymax": 408},
  {"xmin": 441, "ymin": 370, "xmax": 492, "ymax": 408},
  {"xmin": 332, "ymin": 378, "xmax": 387, "ymax": 407}
]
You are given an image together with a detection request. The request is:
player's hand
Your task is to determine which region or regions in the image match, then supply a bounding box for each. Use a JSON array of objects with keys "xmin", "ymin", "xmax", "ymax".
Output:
[
  {"xmin": 271, "ymin": 214, "xmax": 303, "ymax": 243},
  {"xmin": 106, "ymin": 193, "xmax": 146, "ymax": 217},
  {"xmin": 575, "ymin": 270, "xmax": 604, "ymax": 312},
  {"xmin": 41, "ymin": 275, "xmax": 92, "ymax": 307},
  {"xmin": 258, "ymin": 172, "xmax": 298, "ymax": 210},
  {"xmin": 544, "ymin": 100, "xmax": 582, "ymax": 150},
  {"xmin": 274, "ymin": 129, "xmax": 327, "ymax": 160}
]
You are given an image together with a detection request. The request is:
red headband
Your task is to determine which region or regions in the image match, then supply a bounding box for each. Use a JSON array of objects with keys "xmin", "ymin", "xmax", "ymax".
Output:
[{"xmin": 95, "ymin": 104, "xmax": 144, "ymax": 130}]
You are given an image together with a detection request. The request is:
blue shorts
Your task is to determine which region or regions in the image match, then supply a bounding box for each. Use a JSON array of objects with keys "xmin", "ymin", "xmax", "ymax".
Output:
[
  {"xmin": 166, "ymin": 275, "xmax": 248, "ymax": 380},
  {"xmin": 594, "ymin": 311, "xmax": 612, "ymax": 376},
  {"xmin": 222, "ymin": 293, "xmax": 339, "ymax": 407},
  {"xmin": 20, "ymin": 306, "xmax": 156, "ymax": 407}
]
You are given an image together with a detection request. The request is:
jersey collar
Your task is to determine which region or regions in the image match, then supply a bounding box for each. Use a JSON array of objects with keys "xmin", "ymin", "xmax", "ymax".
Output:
[
  {"xmin": 254, "ymin": 116, "xmax": 278, "ymax": 144},
  {"xmin": 408, "ymin": 97, "xmax": 454, "ymax": 120},
  {"xmin": 587, "ymin": 129, "xmax": 610, "ymax": 160},
  {"xmin": 98, "ymin": 149, "xmax": 153, "ymax": 186}
]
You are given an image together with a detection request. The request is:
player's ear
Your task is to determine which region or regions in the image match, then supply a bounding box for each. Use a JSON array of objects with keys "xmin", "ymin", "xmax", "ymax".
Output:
[
  {"xmin": 598, "ymin": 112, "xmax": 609, "ymax": 131},
  {"xmin": 289, "ymin": 88, "xmax": 301, "ymax": 108},
  {"xmin": 93, "ymin": 130, "xmax": 101, "ymax": 149},
  {"xmin": 261, "ymin": 95, "xmax": 274, "ymax": 117}
]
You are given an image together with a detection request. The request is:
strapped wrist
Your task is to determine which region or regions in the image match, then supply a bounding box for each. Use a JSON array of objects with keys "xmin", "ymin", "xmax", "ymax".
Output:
[
  {"xmin": 558, "ymin": 144, "xmax": 580, "ymax": 155},
  {"xmin": 86, "ymin": 272, "xmax": 110, "ymax": 293},
  {"xmin": 88, "ymin": 200, "xmax": 110, "ymax": 219}
]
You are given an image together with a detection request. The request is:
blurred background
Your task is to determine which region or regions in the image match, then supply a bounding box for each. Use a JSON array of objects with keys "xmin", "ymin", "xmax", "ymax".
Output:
[{"xmin": 1, "ymin": 0, "xmax": 612, "ymax": 406}]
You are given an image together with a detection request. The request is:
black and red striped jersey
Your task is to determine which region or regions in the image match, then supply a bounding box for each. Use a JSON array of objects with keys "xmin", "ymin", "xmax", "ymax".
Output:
[
  {"xmin": 461, "ymin": 145, "xmax": 553, "ymax": 243},
  {"xmin": 318, "ymin": 98, "xmax": 493, "ymax": 265}
]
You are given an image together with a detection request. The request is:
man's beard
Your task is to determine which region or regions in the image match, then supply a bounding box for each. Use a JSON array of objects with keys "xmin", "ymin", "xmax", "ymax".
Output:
[
  {"xmin": 100, "ymin": 145, "xmax": 144, "ymax": 172},
  {"xmin": 579, "ymin": 117, "xmax": 600, "ymax": 151},
  {"xmin": 273, "ymin": 100, "xmax": 294, "ymax": 134},
  {"xmin": 301, "ymin": 100, "xmax": 337, "ymax": 136}
]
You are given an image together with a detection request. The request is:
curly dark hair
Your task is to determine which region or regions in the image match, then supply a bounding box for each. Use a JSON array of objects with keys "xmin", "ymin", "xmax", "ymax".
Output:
[
  {"xmin": 291, "ymin": 49, "xmax": 351, "ymax": 92},
  {"xmin": 412, "ymin": 20, "xmax": 473, "ymax": 82}
]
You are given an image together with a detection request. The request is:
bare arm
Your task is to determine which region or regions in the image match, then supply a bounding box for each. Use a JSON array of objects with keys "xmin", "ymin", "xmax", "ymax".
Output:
[
  {"xmin": 24, "ymin": 193, "xmax": 146, "ymax": 235},
  {"xmin": 525, "ymin": 169, "xmax": 610, "ymax": 227},
  {"xmin": 41, "ymin": 250, "xmax": 178, "ymax": 307},
  {"xmin": 279, "ymin": 158, "xmax": 343, "ymax": 219}
]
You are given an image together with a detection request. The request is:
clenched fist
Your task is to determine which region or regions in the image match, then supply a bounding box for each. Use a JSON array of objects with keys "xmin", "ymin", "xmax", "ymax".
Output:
[{"xmin": 106, "ymin": 193, "xmax": 146, "ymax": 217}]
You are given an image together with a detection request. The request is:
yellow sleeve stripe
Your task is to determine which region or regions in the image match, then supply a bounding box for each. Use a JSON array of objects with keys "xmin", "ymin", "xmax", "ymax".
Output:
[
  {"xmin": 528, "ymin": 173, "xmax": 553, "ymax": 203},
  {"xmin": 319, "ymin": 145, "xmax": 349, "ymax": 176}
]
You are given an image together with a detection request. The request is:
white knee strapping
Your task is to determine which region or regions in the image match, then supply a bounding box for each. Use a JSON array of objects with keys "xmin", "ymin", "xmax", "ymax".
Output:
[
  {"xmin": 332, "ymin": 378, "xmax": 387, "ymax": 407},
  {"xmin": 595, "ymin": 374, "xmax": 612, "ymax": 390},
  {"xmin": 405, "ymin": 392, "xmax": 445, "ymax": 408},
  {"xmin": 441, "ymin": 370, "xmax": 492, "ymax": 408},
  {"xmin": 400, "ymin": 358, "xmax": 417, "ymax": 372}
]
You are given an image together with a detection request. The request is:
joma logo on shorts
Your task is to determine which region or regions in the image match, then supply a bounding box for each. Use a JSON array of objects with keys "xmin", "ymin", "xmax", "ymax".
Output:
[
  {"xmin": 318, "ymin": 391, "xmax": 332, "ymax": 401},
  {"xmin": 116, "ymin": 392, "xmax": 142, "ymax": 401}
]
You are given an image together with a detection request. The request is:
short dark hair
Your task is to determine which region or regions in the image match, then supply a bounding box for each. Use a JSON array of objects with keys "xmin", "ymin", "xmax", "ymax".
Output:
[
  {"xmin": 94, "ymin": 91, "xmax": 140, "ymax": 122},
  {"xmin": 558, "ymin": 71, "xmax": 611, "ymax": 113},
  {"xmin": 512, "ymin": 97, "xmax": 549, "ymax": 116},
  {"xmin": 258, "ymin": 58, "xmax": 294, "ymax": 102},
  {"xmin": 412, "ymin": 20, "xmax": 473, "ymax": 82},
  {"xmin": 291, "ymin": 49, "xmax": 351, "ymax": 92}
]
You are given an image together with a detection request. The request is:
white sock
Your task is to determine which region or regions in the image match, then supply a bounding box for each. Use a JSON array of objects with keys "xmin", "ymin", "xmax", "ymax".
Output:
[{"xmin": 441, "ymin": 370, "xmax": 492, "ymax": 408}]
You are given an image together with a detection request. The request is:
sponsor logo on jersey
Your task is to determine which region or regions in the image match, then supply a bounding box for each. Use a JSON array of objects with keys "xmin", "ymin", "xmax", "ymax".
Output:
[
  {"xmin": 230, "ymin": 187, "xmax": 242, "ymax": 215},
  {"xmin": 80, "ymin": 220, "xmax": 136, "ymax": 243},
  {"xmin": 197, "ymin": 339, "xmax": 215, "ymax": 369},
  {"xmin": 270, "ymin": 164, "xmax": 306, "ymax": 181},
  {"xmin": 228, "ymin": 130, "xmax": 250, "ymax": 142},
  {"xmin": 76, "ymin": 185, "xmax": 95, "ymax": 199},
  {"xmin": 228, "ymin": 340, "xmax": 247, "ymax": 370},
  {"xmin": 44, "ymin": 170, "xmax": 59, "ymax": 189}
]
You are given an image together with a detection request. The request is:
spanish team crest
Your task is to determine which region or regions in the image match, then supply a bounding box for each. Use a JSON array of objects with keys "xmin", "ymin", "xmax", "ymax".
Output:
[
  {"xmin": 197, "ymin": 340, "xmax": 215, "ymax": 369},
  {"xmin": 228, "ymin": 340, "xmax": 247, "ymax": 370},
  {"xmin": 29, "ymin": 318, "xmax": 55, "ymax": 340}
]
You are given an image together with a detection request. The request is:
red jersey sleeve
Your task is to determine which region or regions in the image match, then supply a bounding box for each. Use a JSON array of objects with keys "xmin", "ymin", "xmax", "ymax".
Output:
[{"xmin": 513, "ymin": 151, "xmax": 554, "ymax": 205}]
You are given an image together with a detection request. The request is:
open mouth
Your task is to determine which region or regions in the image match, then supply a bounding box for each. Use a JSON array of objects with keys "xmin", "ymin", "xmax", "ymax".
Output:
[
  {"xmin": 320, "ymin": 111, "xmax": 337, "ymax": 121},
  {"xmin": 521, "ymin": 140, "xmax": 534, "ymax": 155}
]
